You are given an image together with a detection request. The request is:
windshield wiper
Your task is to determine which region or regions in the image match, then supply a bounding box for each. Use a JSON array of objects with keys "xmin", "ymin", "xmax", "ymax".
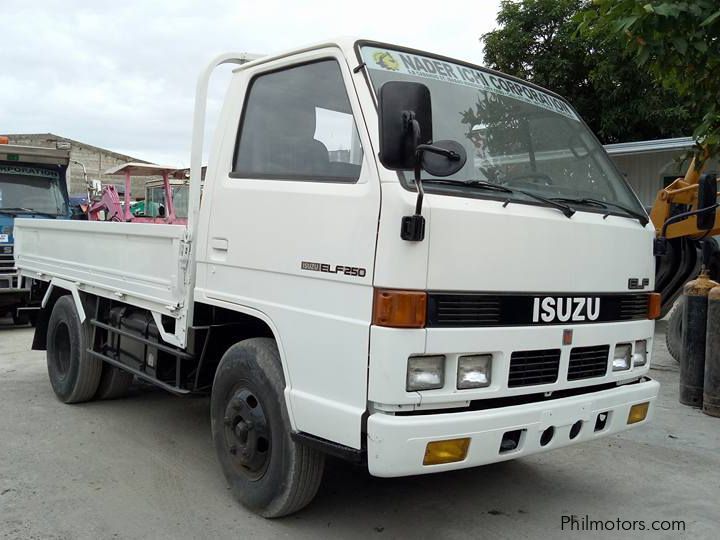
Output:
[
  {"xmin": 421, "ymin": 179, "xmax": 575, "ymax": 218},
  {"xmin": 550, "ymin": 197, "xmax": 649, "ymax": 226},
  {"xmin": 421, "ymin": 178, "xmax": 512, "ymax": 193},
  {"xmin": 0, "ymin": 207, "xmax": 59, "ymax": 217}
]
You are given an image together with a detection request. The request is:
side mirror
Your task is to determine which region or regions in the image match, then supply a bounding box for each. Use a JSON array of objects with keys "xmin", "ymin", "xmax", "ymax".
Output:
[
  {"xmin": 378, "ymin": 81, "xmax": 432, "ymax": 170},
  {"xmin": 697, "ymin": 173, "xmax": 718, "ymax": 230},
  {"xmin": 420, "ymin": 140, "xmax": 467, "ymax": 177}
]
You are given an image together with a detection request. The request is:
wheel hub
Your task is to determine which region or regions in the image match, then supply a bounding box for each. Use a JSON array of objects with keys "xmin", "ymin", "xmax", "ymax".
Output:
[{"xmin": 223, "ymin": 388, "xmax": 270, "ymax": 479}]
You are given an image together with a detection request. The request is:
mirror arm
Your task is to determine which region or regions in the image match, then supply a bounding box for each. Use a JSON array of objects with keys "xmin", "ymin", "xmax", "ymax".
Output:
[
  {"xmin": 416, "ymin": 143, "xmax": 462, "ymax": 161},
  {"xmin": 399, "ymin": 120, "xmax": 465, "ymax": 242},
  {"xmin": 413, "ymin": 160, "xmax": 425, "ymax": 216},
  {"xmin": 400, "ymin": 116, "xmax": 427, "ymax": 242},
  {"xmin": 660, "ymin": 202, "xmax": 720, "ymax": 238},
  {"xmin": 410, "ymin": 143, "xmax": 462, "ymax": 217}
]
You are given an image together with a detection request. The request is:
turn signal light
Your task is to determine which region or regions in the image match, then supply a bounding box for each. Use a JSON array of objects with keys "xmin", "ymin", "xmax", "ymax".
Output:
[
  {"xmin": 627, "ymin": 402, "xmax": 649, "ymax": 424},
  {"xmin": 647, "ymin": 293, "xmax": 661, "ymax": 320},
  {"xmin": 0, "ymin": 136, "xmax": 8, "ymax": 144},
  {"xmin": 423, "ymin": 438, "xmax": 470, "ymax": 465},
  {"xmin": 373, "ymin": 289, "xmax": 426, "ymax": 328}
]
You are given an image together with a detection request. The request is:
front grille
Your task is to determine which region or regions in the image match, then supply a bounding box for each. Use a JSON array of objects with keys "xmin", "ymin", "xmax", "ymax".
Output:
[
  {"xmin": 508, "ymin": 349, "xmax": 560, "ymax": 387},
  {"xmin": 426, "ymin": 292, "xmax": 650, "ymax": 328},
  {"xmin": 428, "ymin": 295, "xmax": 501, "ymax": 326},
  {"xmin": 0, "ymin": 245, "xmax": 15, "ymax": 275},
  {"xmin": 617, "ymin": 295, "xmax": 649, "ymax": 320},
  {"xmin": 568, "ymin": 345, "xmax": 610, "ymax": 381}
]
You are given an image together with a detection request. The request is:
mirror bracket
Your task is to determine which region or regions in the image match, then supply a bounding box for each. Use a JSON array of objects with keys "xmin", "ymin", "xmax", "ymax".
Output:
[
  {"xmin": 400, "ymin": 142, "xmax": 466, "ymax": 242},
  {"xmin": 653, "ymin": 237, "xmax": 668, "ymax": 257},
  {"xmin": 401, "ymin": 214, "xmax": 426, "ymax": 242}
]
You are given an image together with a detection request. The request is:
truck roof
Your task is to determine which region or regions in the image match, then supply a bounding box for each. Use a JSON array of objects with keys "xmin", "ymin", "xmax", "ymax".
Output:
[
  {"xmin": 0, "ymin": 143, "xmax": 71, "ymax": 167},
  {"xmin": 231, "ymin": 37, "xmax": 360, "ymax": 72}
]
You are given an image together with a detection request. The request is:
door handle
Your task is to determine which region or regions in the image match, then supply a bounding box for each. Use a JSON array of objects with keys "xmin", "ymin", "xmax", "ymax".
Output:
[{"xmin": 210, "ymin": 237, "xmax": 229, "ymax": 251}]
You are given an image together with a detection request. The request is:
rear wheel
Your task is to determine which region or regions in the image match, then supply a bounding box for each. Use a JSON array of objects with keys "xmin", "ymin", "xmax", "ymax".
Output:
[
  {"xmin": 46, "ymin": 295, "xmax": 102, "ymax": 403},
  {"xmin": 95, "ymin": 363, "xmax": 134, "ymax": 400},
  {"xmin": 211, "ymin": 338, "xmax": 325, "ymax": 518},
  {"xmin": 666, "ymin": 298, "xmax": 683, "ymax": 363}
]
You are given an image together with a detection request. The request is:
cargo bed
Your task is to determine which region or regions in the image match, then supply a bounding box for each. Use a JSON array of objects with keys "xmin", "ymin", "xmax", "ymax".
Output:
[{"xmin": 14, "ymin": 219, "xmax": 188, "ymax": 321}]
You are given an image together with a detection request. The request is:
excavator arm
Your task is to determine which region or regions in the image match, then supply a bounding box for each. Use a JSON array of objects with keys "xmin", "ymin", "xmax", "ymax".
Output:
[
  {"xmin": 650, "ymin": 150, "xmax": 720, "ymax": 238},
  {"xmin": 651, "ymin": 153, "xmax": 720, "ymax": 315}
]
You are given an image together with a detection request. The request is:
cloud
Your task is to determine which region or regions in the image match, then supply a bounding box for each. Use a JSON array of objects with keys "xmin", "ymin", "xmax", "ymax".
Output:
[{"xmin": 1, "ymin": 0, "xmax": 499, "ymax": 166}]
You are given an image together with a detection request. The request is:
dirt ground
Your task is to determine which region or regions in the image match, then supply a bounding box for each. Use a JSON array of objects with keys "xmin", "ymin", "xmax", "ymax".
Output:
[{"xmin": 1, "ymin": 317, "xmax": 718, "ymax": 539}]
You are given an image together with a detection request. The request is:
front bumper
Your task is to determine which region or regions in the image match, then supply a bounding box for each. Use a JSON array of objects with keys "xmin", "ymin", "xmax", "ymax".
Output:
[{"xmin": 366, "ymin": 377, "xmax": 659, "ymax": 477}]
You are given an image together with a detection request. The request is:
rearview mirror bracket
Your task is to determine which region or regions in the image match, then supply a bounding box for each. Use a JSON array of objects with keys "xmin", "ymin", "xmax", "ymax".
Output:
[{"xmin": 401, "ymin": 142, "xmax": 467, "ymax": 242}]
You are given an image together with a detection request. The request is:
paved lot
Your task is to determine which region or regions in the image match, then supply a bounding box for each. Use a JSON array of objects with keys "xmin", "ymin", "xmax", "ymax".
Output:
[{"xmin": 1, "ymin": 318, "xmax": 718, "ymax": 539}]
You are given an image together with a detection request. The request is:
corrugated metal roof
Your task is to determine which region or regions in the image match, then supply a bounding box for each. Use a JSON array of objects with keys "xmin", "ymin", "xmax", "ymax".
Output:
[
  {"xmin": 604, "ymin": 137, "xmax": 694, "ymax": 156},
  {"xmin": 0, "ymin": 133, "xmax": 148, "ymax": 163}
]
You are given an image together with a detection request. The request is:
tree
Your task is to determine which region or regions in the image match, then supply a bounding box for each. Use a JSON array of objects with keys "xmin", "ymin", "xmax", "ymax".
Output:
[
  {"xmin": 481, "ymin": 0, "xmax": 700, "ymax": 144},
  {"xmin": 582, "ymin": 0, "xmax": 720, "ymax": 169}
]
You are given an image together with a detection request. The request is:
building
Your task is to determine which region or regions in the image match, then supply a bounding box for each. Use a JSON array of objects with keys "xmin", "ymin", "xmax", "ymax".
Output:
[
  {"xmin": 605, "ymin": 137, "xmax": 719, "ymax": 207},
  {"xmin": 0, "ymin": 133, "xmax": 154, "ymax": 196}
]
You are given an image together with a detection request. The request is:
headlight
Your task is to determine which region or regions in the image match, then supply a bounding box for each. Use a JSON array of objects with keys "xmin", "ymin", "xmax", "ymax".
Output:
[
  {"xmin": 632, "ymin": 340, "xmax": 647, "ymax": 367},
  {"xmin": 406, "ymin": 355, "xmax": 445, "ymax": 391},
  {"xmin": 457, "ymin": 354, "xmax": 492, "ymax": 389},
  {"xmin": 613, "ymin": 343, "xmax": 632, "ymax": 371}
]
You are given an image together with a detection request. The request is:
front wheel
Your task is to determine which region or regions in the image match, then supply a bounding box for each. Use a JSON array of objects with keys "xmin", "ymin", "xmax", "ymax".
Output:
[{"xmin": 211, "ymin": 338, "xmax": 325, "ymax": 518}]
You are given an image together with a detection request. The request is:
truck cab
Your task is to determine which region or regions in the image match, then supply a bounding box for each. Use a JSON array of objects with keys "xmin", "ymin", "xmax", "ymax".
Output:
[
  {"xmin": 15, "ymin": 38, "xmax": 660, "ymax": 517},
  {"xmin": 0, "ymin": 141, "xmax": 70, "ymax": 323},
  {"xmin": 140, "ymin": 177, "xmax": 190, "ymax": 219},
  {"xmin": 197, "ymin": 39, "xmax": 659, "ymax": 468}
]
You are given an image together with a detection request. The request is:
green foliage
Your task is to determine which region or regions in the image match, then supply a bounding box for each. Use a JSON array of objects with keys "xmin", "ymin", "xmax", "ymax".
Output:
[
  {"xmin": 581, "ymin": 0, "xmax": 720, "ymax": 167},
  {"xmin": 482, "ymin": 0, "xmax": 700, "ymax": 144}
]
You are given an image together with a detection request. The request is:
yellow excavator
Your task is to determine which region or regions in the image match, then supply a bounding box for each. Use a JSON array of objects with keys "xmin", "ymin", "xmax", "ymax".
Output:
[{"xmin": 650, "ymin": 153, "xmax": 719, "ymax": 359}]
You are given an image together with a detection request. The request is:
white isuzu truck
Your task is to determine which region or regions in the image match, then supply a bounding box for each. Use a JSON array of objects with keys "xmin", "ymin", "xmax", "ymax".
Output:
[{"xmin": 15, "ymin": 39, "xmax": 661, "ymax": 517}]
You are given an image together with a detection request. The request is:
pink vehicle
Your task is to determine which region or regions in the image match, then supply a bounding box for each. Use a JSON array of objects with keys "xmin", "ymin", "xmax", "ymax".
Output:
[{"xmin": 88, "ymin": 163, "xmax": 187, "ymax": 225}]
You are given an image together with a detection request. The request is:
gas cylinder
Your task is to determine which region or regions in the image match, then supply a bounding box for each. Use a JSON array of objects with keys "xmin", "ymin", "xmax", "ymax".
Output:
[
  {"xmin": 680, "ymin": 271, "xmax": 718, "ymax": 407},
  {"xmin": 703, "ymin": 285, "xmax": 720, "ymax": 417}
]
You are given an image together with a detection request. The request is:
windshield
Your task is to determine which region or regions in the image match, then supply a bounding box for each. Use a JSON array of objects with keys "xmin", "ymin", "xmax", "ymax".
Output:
[
  {"xmin": 0, "ymin": 165, "xmax": 67, "ymax": 215},
  {"xmin": 145, "ymin": 185, "xmax": 189, "ymax": 218},
  {"xmin": 360, "ymin": 44, "xmax": 644, "ymax": 213}
]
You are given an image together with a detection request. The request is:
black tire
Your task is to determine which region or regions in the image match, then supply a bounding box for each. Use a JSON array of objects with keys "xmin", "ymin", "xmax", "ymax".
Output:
[
  {"xmin": 95, "ymin": 363, "xmax": 134, "ymax": 400},
  {"xmin": 211, "ymin": 338, "xmax": 325, "ymax": 518},
  {"xmin": 46, "ymin": 295, "xmax": 102, "ymax": 403},
  {"xmin": 667, "ymin": 298, "xmax": 683, "ymax": 363}
]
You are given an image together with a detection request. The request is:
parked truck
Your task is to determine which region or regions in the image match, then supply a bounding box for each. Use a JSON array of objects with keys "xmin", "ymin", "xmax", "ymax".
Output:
[
  {"xmin": 0, "ymin": 138, "xmax": 71, "ymax": 324},
  {"xmin": 15, "ymin": 40, "xmax": 661, "ymax": 517}
]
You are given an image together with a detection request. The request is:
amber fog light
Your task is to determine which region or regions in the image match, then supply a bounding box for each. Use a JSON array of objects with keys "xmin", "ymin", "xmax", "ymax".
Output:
[
  {"xmin": 627, "ymin": 402, "xmax": 649, "ymax": 424},
  {"xmin": 423, "ymin": 438, "xmax": 470, "ymax": 465}
]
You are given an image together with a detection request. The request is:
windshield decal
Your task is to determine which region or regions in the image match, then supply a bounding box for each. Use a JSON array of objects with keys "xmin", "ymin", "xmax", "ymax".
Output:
[
  {"xmin": 0, "ymin": 165, "xmax": 59, "ymax": 180},
  {"xmin": 362, "ymin": 46, "xmax": 578, "ymax": 122}
]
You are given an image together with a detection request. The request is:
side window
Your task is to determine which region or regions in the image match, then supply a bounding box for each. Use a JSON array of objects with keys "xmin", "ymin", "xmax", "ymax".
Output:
[{"xmin": 232, "ymin": 59, "xmax": 363, "ymax": 182}]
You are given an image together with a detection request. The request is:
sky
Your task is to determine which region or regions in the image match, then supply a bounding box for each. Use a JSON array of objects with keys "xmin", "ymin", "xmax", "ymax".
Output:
[{"xmin": 0, "ymin": 0, "xmax": 501, "ymax": 167}]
